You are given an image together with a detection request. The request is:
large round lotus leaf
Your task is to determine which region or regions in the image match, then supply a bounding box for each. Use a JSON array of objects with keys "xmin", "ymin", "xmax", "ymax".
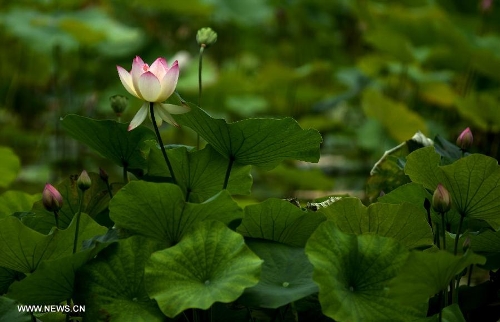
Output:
[
  {"xmin": 238, "ymin": 239, "xmax": 317, "ymax": 308},
  {"xmin": 0, "ymin": 191, "xmax": 41, "ymax": 219},
  {"xmin": 319, "ymin": 197, "xmax": 433, "ymax": 249},
  {"xmin": 7, "ymin": 242, "xmax": 109, "ymax": 305},
  {"xmin": 388, "ymin": 250, "xmax": 486, "ymax": 305},
  {"xmin": 61, "ymin": 114, "xmax": 155, "ymax": 171},
  {"xmin": 405, "ymin": 147, "xmax": 500, "ymax": 230},
  {"xmin": 75, "ymin": 236, "xmax": 165, "ymax": 322},
  {"xmin": 145, "ymin": 144, "xmax": 253, "ymax": 202},
  {"xmin": 237, "ymin": 198, "xmax": 326, "ymax": 247},
  {"xmin": 175, "ymin": 104, "xmax": 321, "ymax": 170},
  {"xmin": 144, "ymin": 220, "xmax": 263, "ymax": 318},
  {"xmin": 0, "ymin": 296, "xmax": 31, "ymax": 322},
  {"xmin": 110, "ymin": 181, "xmax": 243, "ymax": 246},
  {"xmin": 0, "ymin": 214, "xmax": 106, "ymax": 273},
  {"xmin": 305, "ymin": 221, "xmax": 425, "ymax": 322}
]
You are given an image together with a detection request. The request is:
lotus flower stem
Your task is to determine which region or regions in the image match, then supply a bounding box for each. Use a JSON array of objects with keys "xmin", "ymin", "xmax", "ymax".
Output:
[
  {"xmin": 467, "ymin": 264, "xmax": 473, "ymax": 286},
  {"xmin": 53, "ymin": 210, "xmax": 59, "ymax": 229},
  {"xmin": 222, "ymin": 157, "xmax": 235, "ymax": 190},
  {"xmin": 123, "ymin": 164, "xmax": 129, "ymax": 183},
  {"xmin": 454, "ymin": 215, "xmax": 464, "ymax": 256},
  {"xmin": 72, "ymin": 191, "xmax": 85, "ymax": 254},
  {"xmin": 196, "ymin": 46, "xmax": 205, "ymax": 150},
  {"xmin": 198, "ymin": 46, "xmax": 204, "ymax": 107},
  {"xmin": 440, "ymin": 213, "xmax": 446, "ymax": 251},
  {"xmin": 150, "ymin": 102, "xmax": 177, "ymax": 184}
]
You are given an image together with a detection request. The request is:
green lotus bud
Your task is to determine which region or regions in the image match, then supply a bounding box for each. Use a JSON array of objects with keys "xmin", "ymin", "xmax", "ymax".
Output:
[
  {"xmin": 456, "ymin": 127, "xmax": 473, "ymax": 150},
  {"xmin": 77, "ymin": 170, "xmax": 92, "ymax": 191},
  {"xmin": 196, "ymin": 27, "xmax": 217, "ymax": 48},
  {"xmin": 109, "ymin": 95, "xmax": 128, "ymax": 116},
  {"xmin": 43, "ymin": 183, "xmax": 63, "ymax": 212},
  {"xmin": 432, "ymin": 184, "xmax": 452, "ymax": 213}
]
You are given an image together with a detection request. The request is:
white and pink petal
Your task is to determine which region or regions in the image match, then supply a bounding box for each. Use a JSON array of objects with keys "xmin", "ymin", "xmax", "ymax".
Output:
[
  {"xmin": 155, "ymin": 103, "xmax": 179, "ymax": 127},
  {"xmin": 128, "ymin": 102, "xmax": 149, "ymax": 131},
  {"xmin": 117, "ymin": 66, "xmax": 140, "ymax": 98},
  {"xmin": 131, "ymin": 56, "xmax": 148, "ymax": 94},
  {"xmin": 157, "ymin": 61, "xmax": 179, "ymax": 102},
  {"xmin": 149, "ymin": 57, "xmax": 168, "ymax": 80},
  {"xmin": 138, "ymin": 72, "xmax": 162, "ymax": 102},
  {"xmin": 162, "ymin": 103, "xmax": 190, "ymax": 115}
]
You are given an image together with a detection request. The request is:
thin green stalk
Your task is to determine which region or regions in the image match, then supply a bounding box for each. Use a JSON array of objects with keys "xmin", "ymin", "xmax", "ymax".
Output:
[
  {"xmin": 149, "ymin": 102, "xmax": 177, "ymax": 184},
  {"xmin": 467, "ymin": 264, "xmax": 473, "ymax": 286},
  {"xmin": 105, "ymin": 181, "xmax": 113, "ymax": 199},
  {"xmin": 454, "ymin": 215, "xmax": 465, "ymax": 256},
  {"xmin": 123, "ymin": 164, "xmax": 129, "ymax": 184},
  {"xmin": 222, "ymin": 157, "xmax": 235, "ymax": 190},
  {"xmin": 438, "ymin": 291, "xmax": 443, "ymax": 322},
  {"xmin": 441, "ymin": 213, "xmax": 447, "ymax": 251},
  {"xmin": 197, "ymin": 46, "xmax": 205, "ymax": 150},
  {"xmin": 435, "ymin": 223, "xmax": 441, "ymax": 249},
  {"xmin": 198, "ymin": 46, "xmax": 204, "ymax": 107},
  {"xmin": 72, "ymin": 190, "xmax": 85, "ymax": 254},
  {"xmin": 451, "ymin": 214, "xmax": 465, "ymax": 304},
  {"xmin": 53, "ymin": 210, "xmax": 59, "ymax": 229}
]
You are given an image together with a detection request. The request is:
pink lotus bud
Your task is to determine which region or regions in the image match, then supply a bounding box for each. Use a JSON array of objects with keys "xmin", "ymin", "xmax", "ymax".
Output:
[
  {"xmin": 432, "ymin": 184, "xmax": 452, "ymax": 213},
  {"xmin": 77, "ymin": 170, "xmax": 92, "ymax": 191},
  {"xmin": 456, "ymin": 127, "xmax": 473, "ymax": 150},
  {"xmin": 43, "ymin": 183, "xmax": 63, "ymax": 212}
]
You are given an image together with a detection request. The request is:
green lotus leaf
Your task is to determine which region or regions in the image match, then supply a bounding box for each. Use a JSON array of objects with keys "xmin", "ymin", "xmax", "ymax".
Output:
[
  {"xmin": 362, "ymin": 89, "xmax": 427, "ymax": 142},
  {"xmin": 378, "ymin": 182, "xmax": 430, "ymax": 206},
  {"xmin": 238, "ymin": 239, "xmax": 317, "ymax": 308},
  {"xmin": 0, "ymin": 213, "xmax": 106, "ymax": 273},
  {"xmin": 145, "ymin": 143, "xmax": 252, "ymax": 202},
  {"xmin": 145, "ymin": 220, "xmax": 263, "ymax": 318},
  {"xmin": 7, "ymin": 242, "xmax": 109, "ymax": 305},
  {"xmin": 405, "ymin": 147, "xmax": 500, "ymax": 230},
  {"xmin": 175, "ymin": 104, "xmax": 322, "ymax": 170},
  {"xmin": 0, "ymin": 296, "xmax": 31, "ymax": 322},
  {"xmin": 305, "ymin": 221, "xmax": 424, "ymax": 321},
  {"xmin": 237, "ymin": 198, "xmax": 325, "ymax": 247},
  {"xmin": 0, "ymin": 146, "xmax": 20, "ymax": 189},
  {"xmin": 0, "ymin": 191, "xmax": 41, "ymax": 219},
  {"xmin": 110, "ymin": 181, "xmax": 242, "ymax": 246},
  {"xmin": 319, "ymin": 197, "xmax": 433, "ymax": 249},
  {"xmin": 388, "ymin": 250, "xmax": 486, "ymax": 304},
  {"xmin": 61, "ymin": 114, "xmax": 155, "ymax": 172},
  {"xmin": 75, "ymin": 236, "xmax": 165, "ymax": 322},
  {"xmin": 23, "ymin": 172, "xmax": 117, "ymax": 234},
  {"xmin": 425, "ymin": 304, "xmax": 466, "ymax": 322},
  {"xmin": 0, "ymin": 268, "xmax": 24, "ymax": 295}
]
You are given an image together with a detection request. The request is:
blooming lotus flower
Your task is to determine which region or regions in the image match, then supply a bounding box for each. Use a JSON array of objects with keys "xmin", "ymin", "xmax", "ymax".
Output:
[{"xmin": 117, "ymin": 56, "xmax": 190, "ymax": 131}]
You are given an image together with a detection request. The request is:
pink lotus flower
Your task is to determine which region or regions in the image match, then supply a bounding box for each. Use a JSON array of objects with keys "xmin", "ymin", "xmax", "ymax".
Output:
[{"xmin": 117, "ymin": 56, "xmax": 190, "ymax": 131}]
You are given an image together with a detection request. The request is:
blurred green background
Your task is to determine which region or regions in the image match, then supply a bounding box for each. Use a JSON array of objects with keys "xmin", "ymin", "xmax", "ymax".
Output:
[{"xmin": 1, "ymin": 0, "xmax": 500, "ymax": 200}]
